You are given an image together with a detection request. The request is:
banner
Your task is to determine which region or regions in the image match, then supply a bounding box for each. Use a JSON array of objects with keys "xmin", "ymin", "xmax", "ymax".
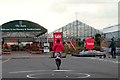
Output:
[
  {"xmin": 53, "ymin": 32, "xmax": 62, "ymax": 44},
  {"xmin": 86, "ymin": 38, "xmax": 95, "ymax": 50}
]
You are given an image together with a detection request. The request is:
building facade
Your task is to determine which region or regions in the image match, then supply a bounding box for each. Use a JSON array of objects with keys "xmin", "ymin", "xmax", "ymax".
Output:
[
  {"xmin": 102, "ymin": 24, "xmax": 120, "ymax": 41},
  {"xmin": 101, "ymin": 24, "xmax": 120, "ymax": 47},
  {"xmin": 48, "ymin": 20, "xmax": 102, "ymax": 42}
]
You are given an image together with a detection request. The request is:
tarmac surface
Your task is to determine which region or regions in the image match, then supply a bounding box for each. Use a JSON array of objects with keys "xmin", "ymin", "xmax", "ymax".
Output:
[{"xmin": 1, "ymin": 51, "xmax": 119, "ymax": 79}]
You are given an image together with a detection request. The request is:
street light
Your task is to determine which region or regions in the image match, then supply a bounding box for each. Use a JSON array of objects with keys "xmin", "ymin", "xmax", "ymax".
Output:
[{"xmin": 75, "ymin": 12, "xmax": 79, "ymax": 44}]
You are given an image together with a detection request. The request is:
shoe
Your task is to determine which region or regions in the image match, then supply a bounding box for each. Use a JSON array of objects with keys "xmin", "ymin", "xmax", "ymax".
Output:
[{"xmin": 57, "ymin": 67, "xmax": 59, "ymax": 70}]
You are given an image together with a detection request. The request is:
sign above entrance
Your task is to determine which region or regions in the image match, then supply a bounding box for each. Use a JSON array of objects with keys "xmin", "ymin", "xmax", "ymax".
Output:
[{"xmin": 1, "ymin": 20, "xmax": 47, "ymax": 33}]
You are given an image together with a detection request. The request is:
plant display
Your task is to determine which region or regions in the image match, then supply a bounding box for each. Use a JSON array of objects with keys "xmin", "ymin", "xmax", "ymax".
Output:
[
  {"xmin": 3, "ymin": 48, "xmax": 11, "ymax": 52},
  {"xmin": 31, "ymin": 46, "xmax": 38, "ymax": 51},
  {"xmin": 3, "ymin": 44, "xmax": 11, "ymax": 52},
  {"xmin": 64, "ymin": 41, "xmax": 85, "ymax": 54},
  {"xmin": 64, "ymin": 44, "xmax": 71, "ymax": 54}
]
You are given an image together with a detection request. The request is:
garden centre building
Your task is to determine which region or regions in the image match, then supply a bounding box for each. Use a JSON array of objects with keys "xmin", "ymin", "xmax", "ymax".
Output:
[
  {"xmin": 101, "ymin": 24, "xmax": 120, "ymax": 47},
  {"xmin": 48, "ymin": 20, "xmax": 102, "ymax": 42},
  {"xmin": 101, "ymin": 24, "xmax": 120, "ymax": 40},
  {"xmin": 1, "ymin": 20, "xmax": 48, "ymax": 53},
  {"xmin": 1, "ymin": 19, "xmax": 119, "ymax": 54},
  {"xmin": 1, "ymin": 20, "xmax": 103, "ymax": 45},
  {"xmin": 1, "ymin": 20, "xmax": 48, "ymax": 44}
]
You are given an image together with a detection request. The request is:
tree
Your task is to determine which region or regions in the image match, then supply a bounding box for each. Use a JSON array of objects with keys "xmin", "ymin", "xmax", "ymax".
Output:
[
  {"xmin": 95, "ymin": 33, "xmax": 101, "ymax": 46},
  {"xmin": 94, "ymin": 33, "xmax": 102, "ymax": 51}
]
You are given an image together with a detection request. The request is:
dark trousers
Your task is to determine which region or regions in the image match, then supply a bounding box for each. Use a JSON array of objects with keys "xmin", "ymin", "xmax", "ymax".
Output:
[{"xmin": 111, "ymin": 48, "xmax": 116, "ymax": 58}]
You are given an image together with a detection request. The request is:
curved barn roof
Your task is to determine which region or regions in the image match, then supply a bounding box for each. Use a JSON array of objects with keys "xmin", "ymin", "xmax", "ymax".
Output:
[{"xmin": 1, "ymin": 20, "xmax": 47, "ymax": 38}]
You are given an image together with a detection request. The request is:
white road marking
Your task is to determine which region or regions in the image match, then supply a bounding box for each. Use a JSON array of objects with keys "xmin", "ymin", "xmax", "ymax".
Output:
[
  {"xmin": 9, "ymin": 70, "xmax": 50, "ymax": 74},
  {"xmin": 2, "ymin": 59, "xmax": 10, "ymax": 63},
  {"xmin": 53, "ymin": 70, "xmax": 73, "ymax": 72},
  {"xmin": 85, "ymin": 57, "xmax": 119, "ymax": 64},
  {"xmin": 10, "ymin": 69, "xmax": 90, "ymax": 78},
  {"xmin": 76, "ymin": 73, "xmax": 91, "ymax": 78},
  {"xmin": 96, "ymin": 58, "xmax": 119, "ymax": 63},
  {"xmin": 66, "ymin": 76, "xmax": 68, "ymax": 77},
  {"xmin": 74, "ymin": 57, "xmax": 119, "ymax": 64},
  {"xmin": 112, "ymin": 61, "xmax": 120, "ymax": 63},
  {"xmin": 27, "ymin": 73, "xmax": 90, "ymax": 78},
  {"xmin": 9, "ymin": 70, "xmax": 73, "ymax": 74}
]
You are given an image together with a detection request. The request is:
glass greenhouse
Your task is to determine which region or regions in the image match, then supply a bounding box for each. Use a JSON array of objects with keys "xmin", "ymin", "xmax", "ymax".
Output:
[{"xmin": 48, "ymin": 20, "xmax": 102, "ymax": 42}]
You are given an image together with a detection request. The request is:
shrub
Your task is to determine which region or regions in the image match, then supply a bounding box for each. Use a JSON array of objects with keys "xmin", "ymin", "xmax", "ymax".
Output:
[
  {"xmin": 31, "ymin": 46, "xmax": 38, "ymax": 51},
  {"xmin": 94, "ymin": 45, "xmax": 100, "ymax": 51},
  {"xmin": 3, "ymin": 48, "xmax": 11, "ymax": 52}
]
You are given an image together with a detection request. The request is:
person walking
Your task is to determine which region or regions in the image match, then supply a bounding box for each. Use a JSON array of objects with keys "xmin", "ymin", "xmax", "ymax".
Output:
[{"xmin": 109, "ymin": 38, "xmax": 116, "ymax": 58}]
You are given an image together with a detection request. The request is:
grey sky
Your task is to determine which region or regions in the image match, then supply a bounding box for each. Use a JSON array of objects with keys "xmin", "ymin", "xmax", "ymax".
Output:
[{"xmin": 0, "ymin": 0, "xmax": 119, "ymax": 33}]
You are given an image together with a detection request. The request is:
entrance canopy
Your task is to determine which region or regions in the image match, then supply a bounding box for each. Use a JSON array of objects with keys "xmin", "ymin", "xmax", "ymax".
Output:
[
  {"xmin": 1, "ymin": 20, "xmax": 47, "ymax": 38},
  {"xmin": 1, "ymin": 20, "xmax": 47, "ymax": 42}
]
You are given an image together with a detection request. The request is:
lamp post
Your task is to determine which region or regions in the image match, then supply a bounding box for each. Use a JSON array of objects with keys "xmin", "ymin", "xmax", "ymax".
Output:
[
  {"xmin": 47, "ymin": 31, "xmax": 48, "ymax": 43},
  {"xmin": 75, "ymin": 12, "xmax": 79, "ymax": 44},
  {"xmin": 91, "ymin": 27, "xmax": 92, "ymax": 37},
  {"xmin": 38, "ymin": 36, "xmax": 40, "ymax": 49},
  {"xmin": 75, "ymin": 12, "xmax": 78, "ymax": 21}
]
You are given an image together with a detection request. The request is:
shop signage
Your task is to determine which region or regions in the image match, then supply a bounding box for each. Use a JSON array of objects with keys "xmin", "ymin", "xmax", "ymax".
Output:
[
  {"xmin": 1, "ymin": 20, "xmax": 47, "ymax": 32},
  {"xmin": 53, "ymin": 32, "xmax": 62, "ymax": 44},
  {"xmin": 86, "ymin": 38, "xmax": 95, "ymax": 50}
]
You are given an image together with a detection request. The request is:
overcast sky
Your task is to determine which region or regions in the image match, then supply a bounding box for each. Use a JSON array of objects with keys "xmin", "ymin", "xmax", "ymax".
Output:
[{"xmin": 0, "ymin": 0, "xmax": 119, "ymax": 33}]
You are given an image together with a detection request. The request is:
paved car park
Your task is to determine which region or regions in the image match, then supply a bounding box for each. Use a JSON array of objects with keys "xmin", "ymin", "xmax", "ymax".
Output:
[{"xmin": 1, "ymin": 51, "xmax": 119, "ymax": 79}]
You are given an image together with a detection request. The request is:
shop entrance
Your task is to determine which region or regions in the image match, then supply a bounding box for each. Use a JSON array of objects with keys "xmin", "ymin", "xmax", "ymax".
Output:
[{"xmin": 1, "ymin": 20, "xmax": 48, "ymax": 54}]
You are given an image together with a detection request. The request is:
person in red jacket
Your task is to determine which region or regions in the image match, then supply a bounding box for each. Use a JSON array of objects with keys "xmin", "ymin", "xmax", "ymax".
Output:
[
  {"xmin": 52, "ymin": 39, "xmax": 64, "ymax": 70},
  {"xmin": 52, "ymin": 39, "xmax": 64, "ymax": 58}
]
